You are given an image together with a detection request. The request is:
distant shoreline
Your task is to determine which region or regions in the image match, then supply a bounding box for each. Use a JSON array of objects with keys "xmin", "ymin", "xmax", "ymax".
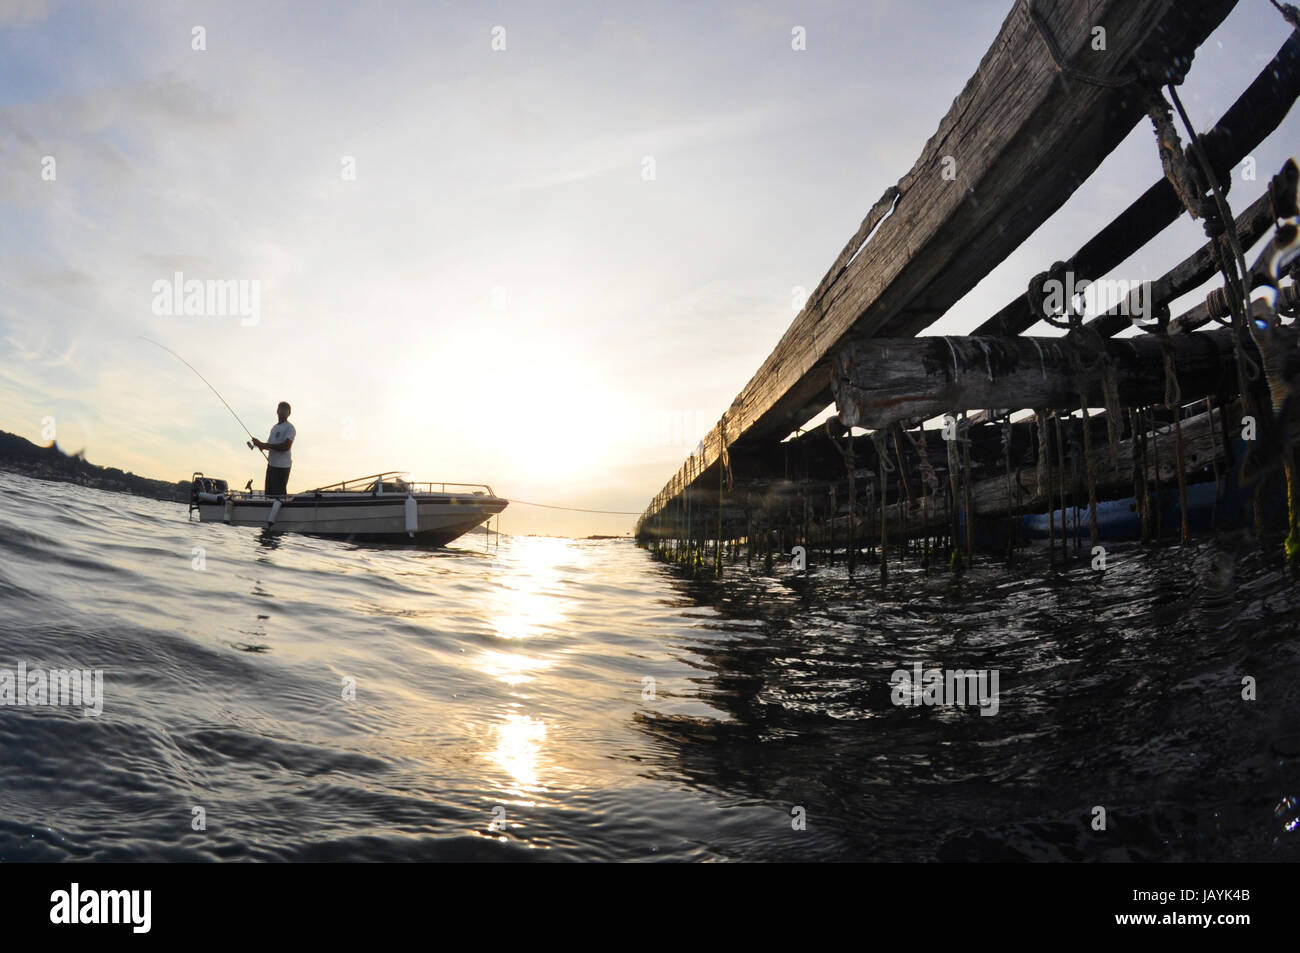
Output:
[{"xmin": 0, "ymin": 430, "xmax": 189, "ymax": 503}]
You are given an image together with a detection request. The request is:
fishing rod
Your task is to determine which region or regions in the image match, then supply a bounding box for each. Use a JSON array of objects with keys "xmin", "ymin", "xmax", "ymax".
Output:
[{"xmin": 139, "ymin": 336, "xmax": 268, "ymax": 460}]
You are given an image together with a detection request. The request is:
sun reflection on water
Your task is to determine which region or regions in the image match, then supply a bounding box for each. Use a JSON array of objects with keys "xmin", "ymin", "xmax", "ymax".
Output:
[
  {"xmin": 489, "ymin": 536, "xmax": 575, "ymax": 642},
  {"xmin": 491, "ymin": 713, "xmax": 548, "ymax": 792},
  {"xmin": 477, "ymin": 649, "xmax": 551, "ymax": 686},
  {"xmin": 478, "ymin": 537, "xmax": 578, "ymax": 795}
]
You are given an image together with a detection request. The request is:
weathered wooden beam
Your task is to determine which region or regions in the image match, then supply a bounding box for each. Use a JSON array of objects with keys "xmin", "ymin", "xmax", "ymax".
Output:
[
  {"xmin": 832, "ymin": 327, "xmax": 1296, "ymax": 430},
  {"xmin": 642, "ymin": 0, "xmax": 1239, "ymax": 525}
]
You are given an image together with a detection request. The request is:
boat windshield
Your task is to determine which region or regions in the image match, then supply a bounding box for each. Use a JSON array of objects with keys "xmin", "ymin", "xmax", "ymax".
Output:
[{"xmin": 364, "ymin": 479, "xmax": 409, "ymax": 495}]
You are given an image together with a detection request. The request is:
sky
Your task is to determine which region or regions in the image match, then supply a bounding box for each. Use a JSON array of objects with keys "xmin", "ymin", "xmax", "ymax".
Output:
[{"xmin": 1, "ymin": 0, "xmax": 1297, "ymax": 536}]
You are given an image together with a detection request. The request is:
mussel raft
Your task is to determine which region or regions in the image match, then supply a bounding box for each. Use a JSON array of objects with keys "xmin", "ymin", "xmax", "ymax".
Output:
[{"xmin": 635, "ymin": 0, "xmax": 1300, "ymax": 577}]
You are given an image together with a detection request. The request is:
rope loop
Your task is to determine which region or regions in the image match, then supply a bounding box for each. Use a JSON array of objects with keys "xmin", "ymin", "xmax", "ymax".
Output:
[
  {"xmin": 1207, "ymin": 286, "xmax": 1235, "ymax": 327},
  {"xmin": 1023, "ymin": 0, "xmax": 1137, "ymax": 89},
  {"xmin": 1270, "ymin": 0, "xmax": 1300, "ymax": 32},
  {"xmin": 1028, "ymin": 260, "xmax": 1081, "ymax": 329},
  {"xmin": 1158, "ymin": 335, "xmax": 1182, "ymax": 410}
]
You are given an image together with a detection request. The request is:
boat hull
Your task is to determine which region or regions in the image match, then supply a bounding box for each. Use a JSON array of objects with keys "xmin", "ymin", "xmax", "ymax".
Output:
[{"xmin": 196, "ymin": 493, "xmax": 507, "ymax": 546}]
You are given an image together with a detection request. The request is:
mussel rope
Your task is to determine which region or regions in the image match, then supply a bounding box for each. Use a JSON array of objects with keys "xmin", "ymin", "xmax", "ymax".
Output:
[
  {"xmin": 946, "ymin": 415, "xmax": 963, "ymax": 572},
  {"xmin": 892, "ymin": 424, "xmax": 913, "ymax": 562},
  {"xmin": 1003, "ymin": 413, "xmax": 1015, "ymax": 565},
  {"xmin": 1038, "ymin": 410, "xmax": 1055, "ymax": 565},
  {"xmin": 962, "ymin": 413, "xmax": 975, "ymax": 559},
  {"xmin": 1148, "ymin": 407, "xmax": 1164, "ymax": 541},
  {"xmin": 1054, "ymin": 413, "xmax": 1068, "ymax": 557},
  {"xmin": 1161, "ymin": 339, "xmax": 1192, "ymax": 545},
  {"xmin": 1066, "ymin": 342, "xmax": 1101, "ymax": 547},
  {"xmin": 1130, "ymin": 408, "xmax": 1149, "ymax": 544},
  {"xmin": 1205, "ymin": 396, "xmax": 1222, "ymax": 531}
]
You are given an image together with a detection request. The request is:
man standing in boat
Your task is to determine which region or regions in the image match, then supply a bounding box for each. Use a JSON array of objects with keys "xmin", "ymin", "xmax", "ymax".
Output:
[{"xmin": 252, "ymin": 402, "xmax": 295, "ymax": 497}]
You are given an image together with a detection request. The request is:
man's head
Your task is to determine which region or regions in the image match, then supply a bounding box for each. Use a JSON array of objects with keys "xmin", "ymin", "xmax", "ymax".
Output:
[{"xmin": 277, "ymin": 401, "xmax": 291, "ymax": 422}]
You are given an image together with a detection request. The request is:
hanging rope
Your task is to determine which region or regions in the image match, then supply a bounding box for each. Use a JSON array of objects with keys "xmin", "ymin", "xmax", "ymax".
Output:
[
  {"xmin": 1144, "ymin": 88, "xmax": 1212, "ymax": 221},
  {"xmin": 872, "ymin": 429, "xmax": 891, "ymax": 583},
  {"xmin": 720, "ymin": 415, "xmax": 734, "ymax": 492},
  {"xmin": 1068, "ymin": 323, "xmax": 1122, "ymax": 471},
  {"xmin": 825, "ymin": 419, "xmax": 859, "ymax": 576},
  {"xmin": 1135, "ymin": 408, "xmax": 1152, "ymax": 543},
  {"xmin": 905, "ymin": 426, "xmax": 940, "ymax": 492},
  {"xmin": 1034, "ymin": 410, "xmax": 1051, "ymax": 499},
  {"xmin": 1002, "ymin": 413, "xmax": 1016, "ymax": 564},
  {"xmin": 1159, "ymin": 335, "xmax": 1182, "ymax": 409},
  {"xmin": 1054, "ymin": 413, "xmax": 1069, "ymax": 556},
  {"xmin": 1028, "ymin": 260, "xmax": 1083, "ymax": 330},
  {"xmin": 1205, "ymin": 397, "xmax": 1222, "ymax": 531},
  {"xmin": 1270, "ymin": 0, "xmax": 1300, "ymax": 31},
  {"xmin": 1076, "ymin": 399, "xmax": 1100, "ymax": 547},
  {"xmin": 872, "ymin": 429, "xmax": 897, "ymax": 473},
  {"xmin": 1148, "ymin": 406, "xmax": 1164, "ymax": 541},
  {"xmin": 1038, "ymin": 410, "xmax": 1055, "ymax": 565},
  {"xmin": 910, "ymin": 423, "xmax": 935, "ymax": 567},
  {"xmin": 1160, "ymin": 339, "xmax": 1192, "ymax": 546},
  {"xmin": 945, "ymin": 415, "xmax": 963, "ymax": 572},
  {"xmin": 961, "ymin": 412, "xmax": 975, "ymax": 559},
  {"xmin": 1159, "ymin": 82, "xmax": 1265, "ymax": 421},
  {"xmin": 1158, "ymin": 77, "xmax": 1300, "ymax": 563}
]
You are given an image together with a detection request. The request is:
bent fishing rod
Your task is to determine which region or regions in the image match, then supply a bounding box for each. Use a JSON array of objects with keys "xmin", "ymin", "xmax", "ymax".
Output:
[{"xmin": 139, "ymin": 336, "xmax": 268, "ymax": 460}]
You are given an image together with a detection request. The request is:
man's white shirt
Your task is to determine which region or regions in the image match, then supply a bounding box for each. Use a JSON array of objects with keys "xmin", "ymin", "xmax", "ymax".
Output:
[{"xmin": 267, "ymin": 421, "xmax": 295, "ymax": 468}]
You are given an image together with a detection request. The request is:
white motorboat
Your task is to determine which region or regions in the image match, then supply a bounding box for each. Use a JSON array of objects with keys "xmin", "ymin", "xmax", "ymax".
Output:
[{"xmin": 189, "ymin": 471, "xmax": 507, "ymax": 546}]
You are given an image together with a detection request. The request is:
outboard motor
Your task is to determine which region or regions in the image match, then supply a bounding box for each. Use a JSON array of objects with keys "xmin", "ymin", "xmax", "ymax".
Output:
[{"xmin": 189, "ymin": 473, "xmax": 229, "ymax": 517}]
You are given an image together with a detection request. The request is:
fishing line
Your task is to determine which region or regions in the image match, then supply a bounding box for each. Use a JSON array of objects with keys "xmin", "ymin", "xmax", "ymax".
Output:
[
  {"xmin": 139, "ymin": 336, "xmax": 268, "ymax": 460},
  {"xmin": 504, "ymin": 499, "xmax": 641, "ymax": 515}
]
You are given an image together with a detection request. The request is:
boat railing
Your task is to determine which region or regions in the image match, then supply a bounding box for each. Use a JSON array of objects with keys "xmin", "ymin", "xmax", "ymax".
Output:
[
  {"xmin": 309, "ymin": 471, "xmax": 406, "ymax": 493},
  {"xmin": 399, "ymin": 481, "xmax": 497, "ymax": 497},
  {"xmin": 308, "ymin": 472, "xmax": 497, "ymax": 497}
]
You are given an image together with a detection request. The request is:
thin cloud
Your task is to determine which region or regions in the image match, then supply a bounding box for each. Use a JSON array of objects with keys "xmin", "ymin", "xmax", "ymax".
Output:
[{"xmin": 0, "ymin": 0, "xmax": 57, "ymax": 28}]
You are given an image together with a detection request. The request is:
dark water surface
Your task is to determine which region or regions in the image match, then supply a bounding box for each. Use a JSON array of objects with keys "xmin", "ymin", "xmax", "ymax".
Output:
[{"xmin": 1, "ymin": 471, "xmax": 1298, "ymax": 861}]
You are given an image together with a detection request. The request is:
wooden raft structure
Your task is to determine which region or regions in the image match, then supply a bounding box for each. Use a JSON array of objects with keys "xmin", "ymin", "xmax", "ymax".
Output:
[{"xmin": 637, "ymin": 0, "xmax": 1300, "ymax": 576}]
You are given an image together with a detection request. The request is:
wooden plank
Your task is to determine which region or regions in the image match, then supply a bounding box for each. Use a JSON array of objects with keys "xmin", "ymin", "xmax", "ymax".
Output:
[{"xmin": 642, "ymin": 0, "xmax": 1239, "ymax": 525}]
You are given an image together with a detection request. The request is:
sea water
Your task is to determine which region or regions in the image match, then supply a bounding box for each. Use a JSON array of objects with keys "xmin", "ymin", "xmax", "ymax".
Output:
[{"xmin": 1, "ymin": 470, "xmax": 1298, "ymax": 861}]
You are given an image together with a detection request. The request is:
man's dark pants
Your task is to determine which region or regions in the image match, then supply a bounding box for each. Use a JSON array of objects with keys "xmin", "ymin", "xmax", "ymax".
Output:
[{"xmin": 265, "ymin": 466, "xmax": 291, "ymax": 496}]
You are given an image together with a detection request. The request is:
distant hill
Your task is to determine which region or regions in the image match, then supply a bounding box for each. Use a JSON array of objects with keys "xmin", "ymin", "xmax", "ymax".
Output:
[{"xmin": 0, "ymin": 430, "xmax": 190, "ymax": 503}]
